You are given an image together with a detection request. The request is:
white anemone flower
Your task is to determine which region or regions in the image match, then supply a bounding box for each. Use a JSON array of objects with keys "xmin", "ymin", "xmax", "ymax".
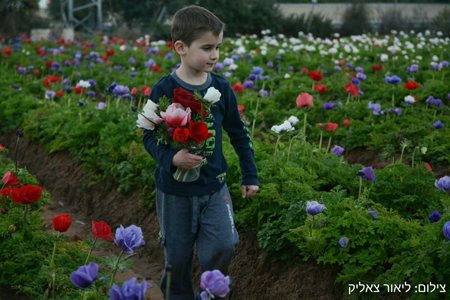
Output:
[
  {"xmin": 404, "ymin": 95, "xmax": 415, "ymax": 104},
  {"xmin": 77, "ymin": 80, "xmax": 91, "ymax": 89}
]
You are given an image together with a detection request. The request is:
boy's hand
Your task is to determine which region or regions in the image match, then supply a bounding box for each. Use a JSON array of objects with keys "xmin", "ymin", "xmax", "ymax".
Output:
[
  {"xmin": 172, "ymin": 149, "xmax": 206, "ymax": 170},
  {"xmin": 241, "ymin": 185, "xmax": 259, "ymax": 198}
]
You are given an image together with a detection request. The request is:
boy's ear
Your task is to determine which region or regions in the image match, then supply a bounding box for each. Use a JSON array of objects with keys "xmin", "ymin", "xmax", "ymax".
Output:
[{"xmin": 174, "ymin": 40, "xmax": 186, "ymax": 56}]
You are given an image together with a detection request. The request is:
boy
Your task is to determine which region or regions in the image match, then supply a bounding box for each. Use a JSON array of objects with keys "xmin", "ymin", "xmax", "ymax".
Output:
[{"xmin": 142, "ymin": 5, "xmax": 259, "ymax": 300}]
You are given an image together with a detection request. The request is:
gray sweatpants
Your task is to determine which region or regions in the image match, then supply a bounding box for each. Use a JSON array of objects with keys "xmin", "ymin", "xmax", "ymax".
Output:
[{"xmin": 156, "ymin": 183, "xmax": 239, "ymax": 300}]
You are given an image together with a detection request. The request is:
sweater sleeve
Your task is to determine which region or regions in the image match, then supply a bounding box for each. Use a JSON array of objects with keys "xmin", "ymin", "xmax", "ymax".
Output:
[
  {"xmin": 222, "ymin": 83, "xmax": 259, "ymax": 186},
  {"xmin": 142, "ymin": 84, "xmax": 178, "ymax": 173}
]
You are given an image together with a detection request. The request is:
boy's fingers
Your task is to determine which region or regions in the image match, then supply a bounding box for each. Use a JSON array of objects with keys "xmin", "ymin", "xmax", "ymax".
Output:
[{"xmin": 241, "ymin": 186, "xmax": 247, "ymax": 198}]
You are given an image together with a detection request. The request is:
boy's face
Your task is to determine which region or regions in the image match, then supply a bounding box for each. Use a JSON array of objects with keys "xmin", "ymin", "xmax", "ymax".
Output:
[{"xmin": 178, "ymin": 30, "xmax": 223, "ymax": 74}]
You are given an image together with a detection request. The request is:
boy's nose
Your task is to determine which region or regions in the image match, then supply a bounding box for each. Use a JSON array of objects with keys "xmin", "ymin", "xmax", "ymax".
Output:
[{"xmin": 210, "ymin": 49, "xmax": 219, "ymax": 60}]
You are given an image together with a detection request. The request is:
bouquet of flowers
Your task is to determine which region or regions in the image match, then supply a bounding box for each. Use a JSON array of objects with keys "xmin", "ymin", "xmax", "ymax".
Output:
[{"xmin": 136, "ymin": 87, "xmax": 221, "ymax": 182}]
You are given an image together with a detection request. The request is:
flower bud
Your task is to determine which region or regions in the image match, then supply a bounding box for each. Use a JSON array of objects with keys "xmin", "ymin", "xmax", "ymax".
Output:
[
  {"xmin": 9, "ymin": 224, "xmax": 17, "ymax": 232},
  {"xmin": 16, "ymin": 129, "xmax": 24, "ymax": 137},
  {"xmin": 131, "ymin": 106, "xmax": 137, "ymax": 112},
  {"xmin": 1, "ymin": 208, "xmax": 6, "ymax": 214}
]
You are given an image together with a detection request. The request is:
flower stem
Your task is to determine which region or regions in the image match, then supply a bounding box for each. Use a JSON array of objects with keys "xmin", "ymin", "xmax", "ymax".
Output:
[
  {"xmin": 392, "ymin": 85, "xmax": 395, "ymax": 107},
  {"xmin": 318, "ymin": 131, "xmax": 323, "ymax": 156},
  {"xmin": 303, "ymin": 111, "xmax": 307, "ymax": 140},
  {"xmin": 411, "ymin": 147, "xmax": 417, "ymax": 168},
  {"xmin": 346, "ymin": 93, "xmax": 350, "ymax": 105},
  {"xmin": 109, "ymin": 251, "xmax": 124, "ymax": 289},
  {"xmin": 84, "ymin": 237, "xmax": 98, "ymax": 265},
  {"xmin": 14, "ymin": 135, "xmax": 20, "ymax": 173},
  {"xmin": 287, "ymin": 135, "xmax": 296, "ymax": 165},
  {"xmin": 325, "ymin": 136, "xmax": 332, "ymax": 154},
  {"xmin": 23, "ymin": 206, "xmax": 28, "ymax": 223},
  {"xmin": 251, "ymin": 95, "xmax": 260, "ymax": 140},
  {"xmin": 358, "ymin": 177, "xmax": 363, "ymax": 199},
  {"xmin": 166, "ymin": 269, "xmax": 172, "ymax": 300},
  {"xmin": 310, "ymin": 215, "xmax": 315, "ymax": 237},
  {"xmin": 273, "ymin": 135, "xmax": 281, "ymax": 171}
]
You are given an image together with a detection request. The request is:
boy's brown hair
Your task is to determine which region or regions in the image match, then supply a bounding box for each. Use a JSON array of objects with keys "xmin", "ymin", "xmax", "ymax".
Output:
[{"xmin": 171, "ymin": 5, "xmax": 225, "ymax": 46}]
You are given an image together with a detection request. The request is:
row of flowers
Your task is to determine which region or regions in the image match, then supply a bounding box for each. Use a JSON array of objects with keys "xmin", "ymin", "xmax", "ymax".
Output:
[{"xmin": 0, "ymin": 146, "xmax": 230, "ymax": 300}]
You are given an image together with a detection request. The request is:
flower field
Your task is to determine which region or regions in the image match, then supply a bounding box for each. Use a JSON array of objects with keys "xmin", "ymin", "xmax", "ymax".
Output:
[{"xmin": 1, "ymin": 29, "xmax": 450, "ymax": 299}]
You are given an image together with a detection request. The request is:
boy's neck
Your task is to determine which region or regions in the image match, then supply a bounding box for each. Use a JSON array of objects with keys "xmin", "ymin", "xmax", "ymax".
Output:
[{"xmin": 175, "ymin": 65, "xmax": 209, "ymax": 86}]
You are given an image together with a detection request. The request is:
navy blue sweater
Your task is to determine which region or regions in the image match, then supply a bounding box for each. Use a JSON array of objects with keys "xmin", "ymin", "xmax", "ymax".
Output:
[{"xmin": 143, "ymin": 72, "xmax": 259, "ymax": 196}]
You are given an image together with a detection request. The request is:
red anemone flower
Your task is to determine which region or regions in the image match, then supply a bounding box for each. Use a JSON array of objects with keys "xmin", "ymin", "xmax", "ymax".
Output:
[
  {"xmin": 313, "ymin": 84, "xmax": 327, "ymax": 93},
  {"xmin": 403, "ymin": 81, "xmax": 420, "ymax": 90},
  {"xmin": 2, "ymin": 171, "xmax": 20, "ymax": 187},
  {"xmin": 308, "ymin": 70, "xmax": 323, "ymax": 82},
  {"xmin": 343, "ymin": 119, "xmax": 351, "ymax": 128},
  {"xmin": 92, "ymin": 221, "xmax": 114, "ymax": 240},
  {"xmin": 296, "ymin": 93, "xmax": 313, "ymax": 108},
  {"xmin": 372, "ymin": 65, "xmax": 383, "ymax": 72},
  {"xmin": 53, "ymin": 214, "xmax": 72, "ymax": 233},
  {"xmin": 324, "ymin": 123, "xmax": 338, "ymax": 132},
  {"xmin": 344, "ymin": 83, "xmax": 360, "ymax": 97},
  {"xmin": 232, "ymin": 82, "xmax": 244, "ymax": 94},
  {"xmin": 11, "ymin": 185, "xmax": 43, "ymax": 204},
  {"xmin": 189, "ymin": 121, "xmax": 213, "ymax": 144}
]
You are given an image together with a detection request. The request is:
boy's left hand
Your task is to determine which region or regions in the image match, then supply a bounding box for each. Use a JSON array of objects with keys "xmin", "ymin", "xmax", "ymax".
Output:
[{"xmin": 241, "ymin": 185, "xmax": 259, "ymax": 198}]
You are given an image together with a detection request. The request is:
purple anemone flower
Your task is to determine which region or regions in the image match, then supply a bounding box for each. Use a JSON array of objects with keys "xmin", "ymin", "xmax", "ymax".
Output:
[
  {"xmin": 431, "ymin": 62, "xmax": 440, "ymax": 70},
  {"xmin": 351, "ymin": 78, "xmax": 359, "ymax": 87},
  {"xmin": 306, "ymin": 201, "xmax": 326, "ymax": 215},
  {"xmin": 248, "ymin": 74, "xmax": 256, "ymax": 81},
  {"xmin": 429, "ymin": 210, "xmax": 441, "ymax": 223},
  {"xmin": 128, "ymin": 57, "xmax": 136, "ymax": 64},
  {"xmin": 114, "ymin": 224, "xmax": 145, "ymax": 254},
  {"xmin": 334, "ymin": 66, "xmax": 341, "ymax": 71},
  {"xmin": 267, "ymin": 61, "xmax": 274, "ymax": 67},
  {"xmin": 112, "ymin": 85, "xmax": 129, "ymax": 97},
  {"xmin": 435, "ymin": 176, "xmax": 450, "ymax": 192},
  {"xmin": 88, "ymin": 91, "xmax": 96, "ymax": 97},
  {"xmin": 385, "ymin": 75, "xmax": 402, "ymax": 84},
  {"xmin": 17, "ymin": 67, "xmax": 26, "ymax": 74},
  {"xmin": 215, "ymin": 62, "xmax": 224, "ymax": 70},
  {"xmin": 355, "ymin": 66, "xmax": 363, "ymax": 72},
  {"xmin": 426, "ymin": 96, "xmax": 435, "ymax": 104},
  {"xmin": 95, "ymin": 102, "xmax": 106, "ymax": 110},
  {"xmin": 433, "ymin": 120, "xmax": 444, "ymax": 129},
  {"xmin": 109, "ymin": 277, "xmax": 151, "ymax": 300},
  {"xmin": 243, "ymin": 81, "xmax": 254, "ymax": 89},
  {"xmin": 332, "ymin": 145, "xmax": 345, "ymax": 157},
  {"xmin": 45, "ymin": 90, "xmax": 55, "ymax": 99},
  {"xmin": 339, "ymin": 237, "xmax": 349, "ymax": 248},
  {"xmin": 433, "ymin": 99, "xmax": 443, "ymax": 107},
  {"xmin": 358, "ymin": 166, "xmax": 375, "ymax": 182},
  {"xmin": 356, "ymin": 72, "xmax": 367, "ymax": 81},
  {"xmin": 368, "ymin": 102, "xmax": 381, "ymax": 115},
  {"xmin": 108, "ymin": 82, "xmax": 118, "ymax": 93},
  {"xmin": 87, "ymin": 79, "xmax": 96, "ymax": 86},
  {"xmin": 12, "ymin": 84, "xmax": 19, "ymax": 89},
  {"xmin": 367, "ymin": 210, "xmax": 379, "ymax": 218},
  {"xmin": 200, "ymin": 270, "xmax": 230, "ymax": 300},
  {"xmin": 322, "ymin": 102, "xmax": 336, "ymax": 110},
  {"xmin": 441, "ymin": 61, "xmax": 449, "ymax": 68},
  {"xmin": 444, "ymin": 221, "xmax": 450, "ymax": 240},
  {"xmin": 70, "ymin": 262, "xmax": 98, "ymax": 289},
  {"xmin": 406, "ymin": 64, "xmax": 419, "ymax": 73}
]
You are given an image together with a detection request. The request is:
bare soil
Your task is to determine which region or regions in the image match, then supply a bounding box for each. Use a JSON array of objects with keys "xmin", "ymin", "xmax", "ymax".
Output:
[{"xmin": 2, "ymin": 132, "xmax": 448, "ymax": 300}]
